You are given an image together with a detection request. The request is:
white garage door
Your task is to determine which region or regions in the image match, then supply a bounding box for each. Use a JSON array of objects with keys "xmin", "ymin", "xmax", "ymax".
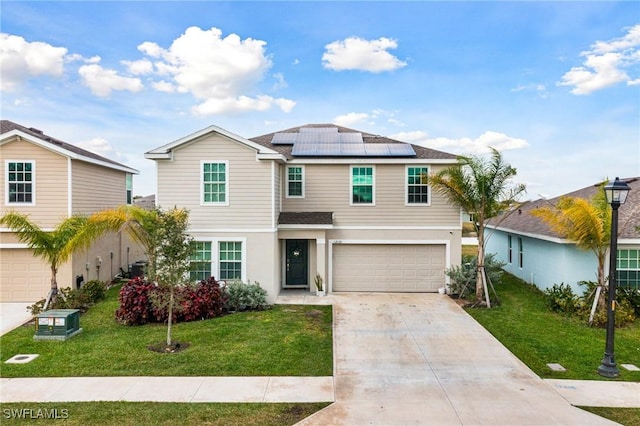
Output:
[
  {"xmin": 332, "ymin": 244, "xmax": 446, "ymax": 292},
  {"xmin": 0, "ymin": 249, "xmax": 50, "ymax": 302}
]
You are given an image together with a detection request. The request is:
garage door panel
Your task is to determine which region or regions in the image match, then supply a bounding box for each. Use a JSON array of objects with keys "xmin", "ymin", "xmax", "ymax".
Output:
[
  {"xmin": 1, "ymin": 249, "xmax": 50, "ymax": 302},
  {"xmin": 333, "ymin": 244, "xmax": 446, "ymax": 292}
]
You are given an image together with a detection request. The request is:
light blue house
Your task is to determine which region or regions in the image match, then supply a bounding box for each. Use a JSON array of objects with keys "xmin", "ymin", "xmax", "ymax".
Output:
[{"xmin": 485, "ymin": 177, "xmax": 640, "ymax": 294}]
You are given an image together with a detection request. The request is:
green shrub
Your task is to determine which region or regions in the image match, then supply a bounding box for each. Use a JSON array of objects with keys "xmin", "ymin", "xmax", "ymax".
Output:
[
  {"xmin": 580, "ymin": 298, "xmax": 637, "ymax": 327},
  {"xmin": 224, "ymin": 280, "xmax": 270, "ymax": 312},
  {"xmin": 617, "ymin": 288, "xmax": 640, "ymax": 317},
  {"xmin": 543, "ymin": 283, "xmax": 579, "ymax": 315},
  {"xmin": 27, "ymin": 286, "xmax": 94, "ymax": 315},
  {"xmin": 81, "ymin": 280, "xmax": 107, "ymax": 303},
  {"xmin": 445, "ymin": 253, "xmax": 505, "ymax": 298}
]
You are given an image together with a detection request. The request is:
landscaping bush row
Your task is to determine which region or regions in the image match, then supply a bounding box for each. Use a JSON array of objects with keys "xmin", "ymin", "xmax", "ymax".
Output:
[
  {"xmin": 544, "ymin": 281, "xmax": 638, "ymax": 327},
  {"xmin": 28, "ymin": 280, "xmax": 107, "ymax": 315},
  {"xmin": 115, "ymin": 277, "xmax": 269, "ymax": 326}
]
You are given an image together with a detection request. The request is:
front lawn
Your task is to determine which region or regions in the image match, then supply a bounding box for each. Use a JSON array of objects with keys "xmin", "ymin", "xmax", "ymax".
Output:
[
  {"xmin": 466, "ymin": 273, "xmax": 640, "ymax": 381},
  {"xmin": 0, "ymin": 285, "xmax": 333, "ymax": 378}
]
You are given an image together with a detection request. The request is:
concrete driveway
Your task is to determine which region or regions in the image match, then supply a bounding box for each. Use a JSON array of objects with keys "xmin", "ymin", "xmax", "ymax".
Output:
[
  {"xmin": 297, "ymin": 293, "xmax": 615, "ymax": 426},
  {"xmin": 0, "ymin": 303, "xmax": 32, "ymax": 336}
]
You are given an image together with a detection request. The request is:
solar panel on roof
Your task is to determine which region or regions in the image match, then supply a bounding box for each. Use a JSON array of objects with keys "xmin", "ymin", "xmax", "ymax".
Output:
[
  {"xmin": 271, "ymin": 133, "xmax": 298, "ymax": 145},
  {"xmin": 363, "ymin": 145, "xmax": 390, "ymax": 156},
  {"xmin": 341, "ymin": 144, "xmax": 366, "ymax": 156},
  {"xmin": 387, "ymin": 144, "xmax": 416, "ymax": 156},
  {"xmin": 340, "ymin": 133, "xmax": 364, "ymax": 144},
  {"xmin": 299, "ymin": 127, "xmax": 338, "ymax": 133}
]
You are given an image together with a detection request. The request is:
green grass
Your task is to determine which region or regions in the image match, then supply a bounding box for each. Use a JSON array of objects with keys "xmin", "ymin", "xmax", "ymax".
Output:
[
  {"xmin": 0, "ymin": 402, "xmax": 330, "ymax": 425},
  {"xmin": 466, "ymin": 273, "xmax": 640, "ymax": 381},
  {"xmin": 0, "ymin": 286, "xmax": 333, "ymax": 378},
  {"xmin": 579, "ymin": 407, "xmax": 640, "ymax": 426}
]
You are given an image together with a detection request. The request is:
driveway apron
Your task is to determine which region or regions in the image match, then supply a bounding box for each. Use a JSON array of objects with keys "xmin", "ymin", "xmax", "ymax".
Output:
[{"xmin": 297, "ymin": 293, "xmax": 616, "ymax": 425}]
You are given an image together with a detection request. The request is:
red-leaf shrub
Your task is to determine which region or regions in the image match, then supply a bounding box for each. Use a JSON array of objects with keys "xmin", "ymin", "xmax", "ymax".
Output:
[
  {"xmin": 115, "ymin": 277, "xmax": 156, "ymax": 325},
  {"xmin": 115, "ymin": 276, "xmax": 228, "ymax": 325}
]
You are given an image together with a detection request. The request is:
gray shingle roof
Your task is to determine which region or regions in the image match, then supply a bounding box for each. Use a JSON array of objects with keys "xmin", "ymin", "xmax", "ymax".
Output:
[
  {"xmin": 249, "ymin": 124, "xmax": 457, "ymax": 160},
  {"xmin": 489, "ymin": 177, "xmax": 640, "ymax": 240},
  {"xmin": 1, "ymin": 120, "xmax": 135, "ymax": 171},
  {"xmin": 278, "ymin": 212, "xmax": 334, "ymax": 225}
]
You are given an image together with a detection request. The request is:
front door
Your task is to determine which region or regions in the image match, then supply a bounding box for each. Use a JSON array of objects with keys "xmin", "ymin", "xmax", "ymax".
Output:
[{"xmin": 285, "ymin": 239, "xmax": 308, "ymax": 287}]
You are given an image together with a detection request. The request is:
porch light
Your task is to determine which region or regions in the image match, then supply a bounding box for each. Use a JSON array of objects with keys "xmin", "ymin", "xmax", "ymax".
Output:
[{"xmin": 598, "ymin": 177, "xmax": 631, "ymax": 378}]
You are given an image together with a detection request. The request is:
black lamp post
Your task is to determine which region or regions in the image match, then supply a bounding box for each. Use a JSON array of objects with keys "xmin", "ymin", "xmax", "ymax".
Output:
[{"xmin": 598, "ymin": 177, "xmax": 631, "ymax": 378}]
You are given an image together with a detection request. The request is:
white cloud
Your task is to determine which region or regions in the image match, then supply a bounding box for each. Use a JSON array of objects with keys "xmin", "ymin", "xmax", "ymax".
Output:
[
  {"xmin": 78, "ymin": 63, "xmax": 144, "ymax": 97},
  {"xmin": 334, "ymin": 112, "xmax": 370, "ymax": 126},
  {"xmin": 272, "ymin": 72, "xmax": 287, "ymax": 90},
  {"xmin": 76, "ymin": 137, "xmax": 115, "ymax": 157},
  {"xmin": 192, "ymin": 95, "xmax": 295, "ymax": 115},
  {"xmin": 122, "ymin": 58, "xmax": 153, "ymax": 75},
  {"xmin": 322, "ymin": 36, "xmax": 407, "ymax": 72},
  {"xmin": 134, "ymin": 26, "xmax": 295, "ymax": 115},
  {"xmin": 558, "ymin": 24, "xmax": 640, "ymax": 95},
  {"xmin": 393, "ymin": 130, "xmax": 529, "ymax": 154},
  {"xmin": 0, "ymin": 33, "xmax": 68, "ymax": 91}
]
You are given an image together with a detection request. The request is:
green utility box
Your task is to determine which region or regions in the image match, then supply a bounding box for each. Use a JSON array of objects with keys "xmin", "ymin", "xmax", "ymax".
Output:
[{"xmin": 34, "ymin": 309, "xmax": 82, "ymax": 341}]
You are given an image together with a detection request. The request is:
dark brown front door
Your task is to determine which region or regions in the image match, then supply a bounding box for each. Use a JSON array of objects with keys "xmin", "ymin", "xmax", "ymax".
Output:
[{"xmin": 286, "ymin": 240, "xmax": 308, "ymax": 287}]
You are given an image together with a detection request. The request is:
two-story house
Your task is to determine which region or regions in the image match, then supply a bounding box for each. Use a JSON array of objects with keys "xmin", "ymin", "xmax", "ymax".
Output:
[
  {"xmin": 145, "ymin": 124, "xmax": 462, "ymax": 302},
  {"xmin": 0, "ymin": 120, "xmax": 143, "ymax": 302}
]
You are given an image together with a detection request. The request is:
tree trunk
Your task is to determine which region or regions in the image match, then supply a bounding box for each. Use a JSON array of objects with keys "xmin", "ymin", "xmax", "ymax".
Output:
[
  {"xmin": 43, "ymin": 265, "xmax": 59, "ymax": 310},
  {"xmin": 476, "ymin": 224, "xmax": 485, "ymax": 302},
  {"xmin": 167, "ymin": 287, "xmax": 174, "ymax": 346}
]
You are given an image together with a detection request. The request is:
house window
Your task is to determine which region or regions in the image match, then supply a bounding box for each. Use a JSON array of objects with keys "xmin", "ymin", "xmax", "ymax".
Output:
[
  {"xmin": 508, "ymin": 235, "xmax": 513, "ymax": 264},
  {"xmin": 351, "ymin": 166, "xmax": 374, "ymax": 204},
  {"xmin": 189, "ymin": 241, "xmax": 212, "ymax": 282},
  {"xmin": 125, "ymin": 174, "xmax": 133, "ymax": 205},
  {"xmin": 518, "ymin": 237, "xmax": 524, "ymax": 268},
  {"xmin": 287, "ymin": 166, "xmax": 304, "ymax": 197},
  {"xmin": 202, "ymin": 161, "xmax": 228, "ymax": 205},
  {"xmin": 406, "ymin": 166, "xmax": 429, "ymax": 204},
  {"xmin": 219, "ymin": 241, "xmax": 242, "ymax": 280},
  {"xmin": 6, "ymin": 161, "xmax": 34, "ymax": 205},
  {"xmin": 617, "ymin": 249, "xmax": 640, "ymax": 290}
]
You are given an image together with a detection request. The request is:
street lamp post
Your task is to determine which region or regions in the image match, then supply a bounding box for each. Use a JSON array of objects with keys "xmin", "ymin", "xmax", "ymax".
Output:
[{"xmin": 598, "ymin": 177, "xmax": 631, "ymax": 378}]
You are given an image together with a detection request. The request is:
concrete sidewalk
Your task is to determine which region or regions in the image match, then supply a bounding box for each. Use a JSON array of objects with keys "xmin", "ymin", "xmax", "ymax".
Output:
[{"xmin": 0, "ymin": 376, "xmax": 334, "ymax": 403}]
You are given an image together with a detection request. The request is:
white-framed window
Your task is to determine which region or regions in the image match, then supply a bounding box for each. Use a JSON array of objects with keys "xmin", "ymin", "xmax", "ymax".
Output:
[
  {"xmin": 219, "ymin": 241, "xmax": 242, "ymax": 280},
  {"xmin": 5, "ymin": 160, "xmax": 35, "ymax": 205},
  {"xmin": 406, "ymin": 166, "xmax": 430, "ymax": 205},
  {"xmin": 286, "ymin": 166, "xmax": 304, "ymax": 198},
  {"xmin": 617, "ymin": 249, "xmax": 640, "ymax": 290},
  {"xmin": 201, "ymin": 161, "xmax": 229, "ymax": 206},
  {"xmin": 351, "ymin": 165, "xmax": 374, "ymax": 205},
  {"xmin": 508, "ymin": 235, "xmax": 513, "ymax": 264},
  {"xmin": 189, "ymin": 238, "xmax": 245, "ymax": 282},
  {"xmin": 126, "ymin": 174, "xmax": 133, "ymax": 205},
  {"xmin": 189, "ymin": 241, "xmax": 212, "ymax": 282},
  {"xmin": 518, "ymin": 237, "xmax": 524, "ymax": 269}
]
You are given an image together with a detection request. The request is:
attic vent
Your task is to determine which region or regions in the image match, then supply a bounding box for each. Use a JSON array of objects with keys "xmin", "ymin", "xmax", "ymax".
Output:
[{"xmin": 29, "ymin": 127, "xmax": 44, "ymax": 134}]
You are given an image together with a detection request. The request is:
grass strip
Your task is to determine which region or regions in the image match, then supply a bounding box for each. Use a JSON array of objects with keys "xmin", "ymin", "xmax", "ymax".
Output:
[
  {"xmin": 0, "ymin": 402, "xmax": 331, "ymax": 425},
  {"xmin": 465, "ymin": 273, "xmax": 640, "ymax": 381}
]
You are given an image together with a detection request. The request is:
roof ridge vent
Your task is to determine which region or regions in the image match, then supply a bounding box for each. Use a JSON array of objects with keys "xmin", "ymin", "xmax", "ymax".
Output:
[{"xmin": 28, "ymin": 127, "xmax": 44, "ymax": 134}]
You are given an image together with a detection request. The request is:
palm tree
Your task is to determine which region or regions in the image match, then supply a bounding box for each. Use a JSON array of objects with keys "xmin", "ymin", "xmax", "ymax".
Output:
[
  {"xmin": 73, "ymin": 205, "xmax": 160, "ymax": 280},
  {"xmin": 426, "ymin": 148, "xmax": 526, "ymax": 306},
  {"xmin": 0, "ymin": 212, "xmax": 92, "ymax": 309},
  {"xmin": 531, "ymin": 189, "xmax": 610, "ymax": 322}
]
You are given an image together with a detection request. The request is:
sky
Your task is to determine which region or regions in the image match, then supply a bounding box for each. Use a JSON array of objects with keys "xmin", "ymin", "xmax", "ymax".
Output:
[{"xmin": 1, "ymin": 1, "xmax": 639, "ymax": 199}]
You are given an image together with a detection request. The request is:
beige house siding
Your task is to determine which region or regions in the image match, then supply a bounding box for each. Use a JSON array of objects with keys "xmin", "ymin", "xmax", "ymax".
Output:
[
  {"xmin": 72, "ymin": 160, "xmax": 127, "ymax": 214},
  {"xmin": 156, "ymin": 134, "xmax": 274, "ymax": 230},
  {"xmin": 281, "ymin": 163, "xmax": 459, "ymax": 227},
  {"xmin": 190, "ymin": 231, "xmax": 279, "ymax": 303},
  {"xmin": 0, "ymin": 137, "xmax": 68, "ymax": 227}
]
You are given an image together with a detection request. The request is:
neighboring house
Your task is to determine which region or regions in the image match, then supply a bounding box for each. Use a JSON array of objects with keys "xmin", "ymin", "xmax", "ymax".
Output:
[
  {"xmin": 145, "ymin": 124, "xmax": 463, "ymax": 302},
  {"xmin": 0, "ymin": 120, "xmax": 144, "ymax": 302},
  {"xmin": 133, "ymin": 194, "xmax": 156, "ymax": 210},
  {"xmin": 485, "ymin": 177, "xmax": 640, "ymax": 293}
]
